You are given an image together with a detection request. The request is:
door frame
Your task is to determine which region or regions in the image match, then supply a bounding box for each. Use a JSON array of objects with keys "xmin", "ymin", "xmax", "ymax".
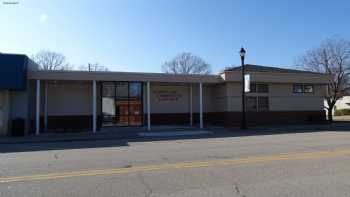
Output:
[{"xmin": 100, "ymin": 81, "xmax": 144, "ymax": 127}]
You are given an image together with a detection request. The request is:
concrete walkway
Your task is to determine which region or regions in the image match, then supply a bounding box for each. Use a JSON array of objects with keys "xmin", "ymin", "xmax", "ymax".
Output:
[
  {"xmin": 0, "ymin": 127, "xmax": 217, "ymax": 144},
  {"xmin": 138, "ymin": 130, "xmax": 212, "ymax": 137},
  {"xmin": 0, "ymin": 122, "xmax": 349, "ymax": 144}
]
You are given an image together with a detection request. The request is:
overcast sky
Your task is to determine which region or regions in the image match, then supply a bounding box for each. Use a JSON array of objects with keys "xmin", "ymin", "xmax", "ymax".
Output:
[{"xmin": 1, "ymin": 0, "xmax": 349, "ymax": 73}]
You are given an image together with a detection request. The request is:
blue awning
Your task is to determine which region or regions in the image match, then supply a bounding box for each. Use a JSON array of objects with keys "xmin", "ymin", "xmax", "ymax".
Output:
[{"xmin": 0, "ymin": 54, "xmax": 28, "ymax": 90}]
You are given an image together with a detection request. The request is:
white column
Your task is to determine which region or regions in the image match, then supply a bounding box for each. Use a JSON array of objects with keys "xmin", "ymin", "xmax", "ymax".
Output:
[
  {"xmin": 199, "ymin": 83, "xmax": 203, "ymax": 129},
  {"xmin": 35, "ymin": 80, "xmax": 40, "ymax": 135},
  {"xmin": 147, "ymin": 81, "xmax": 151, "ymax": 131},
  {"xmin": 44, "ymin": 82, "xmax": 48, "ymax": 131},
  {"xmin": 92, "ymin": 80, "xmax": 97, "ymax": 133},
  {"xmin": 189, "ymin": 84, "xmax": 193, "ymax": 127}
]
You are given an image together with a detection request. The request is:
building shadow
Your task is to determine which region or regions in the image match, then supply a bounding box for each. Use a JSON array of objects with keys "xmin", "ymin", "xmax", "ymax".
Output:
[
  {"xmin": 1, "ymin": 121, "xmax": 350, "ymax": 153},
  {"xmin": 0, "ymin": 138, "xmax": 129, "ymax": 153}
]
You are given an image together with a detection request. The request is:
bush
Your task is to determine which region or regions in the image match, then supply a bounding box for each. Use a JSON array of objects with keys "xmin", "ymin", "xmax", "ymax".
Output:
[{"xmin": 334, "ymin": 109, "xmax": 350, "ymax": 116}]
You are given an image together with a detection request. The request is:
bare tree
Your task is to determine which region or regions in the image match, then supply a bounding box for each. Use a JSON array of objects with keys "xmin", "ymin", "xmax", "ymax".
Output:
[
  {"xmin": 162, "ymin": 52, "xmax": 211, "ymax": 74},
  {"xmin": 297, "ymin": 38, "xmax": 350, "ymax": 121},
  {"xmin": 32, "ymin": 50, "xmax": 72, "ymax": 70},
  {"xmin": 78, "ymin": 63, "xmax": 109, "ymax": 72}
]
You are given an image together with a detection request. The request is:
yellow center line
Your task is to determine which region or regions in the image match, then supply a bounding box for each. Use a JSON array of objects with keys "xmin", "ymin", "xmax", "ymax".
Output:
[{"xmin": 1, "ymin": 149, "xmax": 350, "ymax": 184}]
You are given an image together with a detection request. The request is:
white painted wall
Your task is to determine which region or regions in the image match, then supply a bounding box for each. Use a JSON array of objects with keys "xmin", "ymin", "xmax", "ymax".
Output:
[
  {"xmin": 142, "ymin": 83, "xmax": 215, "ymax": 114},
  {"xmin": 269, "ymin": 84, "xmax": 325, "ymax": 111},
  {"xmin": 46, "ymin": 83, "xmax": 93, "ymax": 116},
  {"xmin": 224, "ymin": 82, "xmax": 326, "ymax": 111},
  {"xmin": 147, "ymin": 84, "xmax": 191, "ymax": 113},
  {"xmin": 10, "ymin": 91, "xmax": 28, "ymax": 119}
]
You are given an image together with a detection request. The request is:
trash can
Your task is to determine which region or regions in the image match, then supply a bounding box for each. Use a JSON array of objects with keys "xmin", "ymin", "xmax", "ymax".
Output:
[{"xmin": 12, "ymin": 118, "xmax": 25, "ymax": 137}]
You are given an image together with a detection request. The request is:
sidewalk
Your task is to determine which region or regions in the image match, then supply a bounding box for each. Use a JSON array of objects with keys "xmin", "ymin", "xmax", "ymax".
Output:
[
  {"xmin": 0, "ymin": 127, "xmax": 215, "ymax": 144},
  {"xmin": 0, "ymin": 131, "xmax": 135, "ymax": 144},
  {"xmin": 0, "ymin": 122, "xmax": 349, "ymax": 144}
]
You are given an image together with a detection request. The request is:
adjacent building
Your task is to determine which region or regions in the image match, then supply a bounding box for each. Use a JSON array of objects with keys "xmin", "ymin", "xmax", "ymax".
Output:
[
  {"xmin": 324, "ymin": 94, "xmax": 350, "ymax": 115},
  {"xmin": 334, "ymin": 96, "xmax": 350, "ymax": 112},
  {"xmin": 0, "ymin": 53, "xmax": 329, "ymax": 136}
]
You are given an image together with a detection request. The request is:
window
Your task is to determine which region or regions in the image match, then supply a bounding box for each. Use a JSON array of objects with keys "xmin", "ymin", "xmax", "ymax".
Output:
[
  {"xmin": 293, "ymin": 84, "xmax": 314, "ymax": 93},
  {"xmin": 250, "ymin": 84, "xmax": 256, "ymax": 93},
  {"xmin": 249, "ymin": 83, "xmax": 269, "ymax": 93},
  {"xmin": 102, "ymin": 82, "xmax": 115, "ymax": 97},
  {"xmin": 116, "ymin": 82, "xmax": 129, "ymax": 99},
  {"xmin": 293, "ymin": 84, "xmax": 303, "ymax": 93},
  {"xmin": 257, "ymin": 97, "xmax": 269, "ymax": 111},
  {"xmin": 246, "ymin": 97, "xmax": 257, "ymax": 111},
  {"xmin": 304, "ymin": 85, "xmax": 314, "ymax": 93},
  {"xmin": 129, "ymin": 82, "xmax": 142, "ymax": 98},
  {"xmin": 102, "ymin": 82, "xmax": 143, "ymax": 127},
  {"xmin": 102, "ymin": 97, "xmax": 115, "ymax": 116},
  {"xmin": 257, "ymin": 84, "xmax": 269, "ymax": 93},
  {"xmin": 102, "ymin": 82, "xmax": 116, "ymax": 117},
  {"xmin": 246, "ymin": 96, "xmax": 269, "ymax": 112}
]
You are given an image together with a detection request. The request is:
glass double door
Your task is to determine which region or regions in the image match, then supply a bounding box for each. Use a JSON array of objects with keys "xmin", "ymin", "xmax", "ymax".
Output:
[{"xmin": 102, "ymin": 82, "xmax": 143, "ymax": 127}]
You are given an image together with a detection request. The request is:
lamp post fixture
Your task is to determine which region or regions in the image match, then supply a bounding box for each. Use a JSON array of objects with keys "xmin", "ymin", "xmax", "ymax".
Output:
[{"xmin": 240, "ymin": 47, "xmax": 247, "ymax": 129}]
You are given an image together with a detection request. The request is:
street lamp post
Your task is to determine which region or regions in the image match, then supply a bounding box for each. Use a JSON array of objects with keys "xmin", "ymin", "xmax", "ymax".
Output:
[{"xmin": 240, "ymin": 48, "xmax": 247, "ymax": 129}]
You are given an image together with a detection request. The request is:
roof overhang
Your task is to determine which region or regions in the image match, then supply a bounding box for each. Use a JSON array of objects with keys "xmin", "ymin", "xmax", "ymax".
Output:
[
  {"xmin": 27, "ymin": 70, "xmax": 331, "ymax": 85},
  {"xmin": 28, "ymin": 71, "xmax": 222, "ymax": 83}
]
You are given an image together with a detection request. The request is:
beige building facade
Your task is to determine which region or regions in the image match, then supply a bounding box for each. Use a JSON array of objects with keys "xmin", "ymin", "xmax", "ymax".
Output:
[{"xmin": 0, "ymin": 54, "xmax": 330, "ymax": 136}]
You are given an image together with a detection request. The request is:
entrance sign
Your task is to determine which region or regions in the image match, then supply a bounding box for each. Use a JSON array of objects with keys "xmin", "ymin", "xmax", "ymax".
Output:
[
  {"xmin": 244, "ymin": 74, "xmax": 250, "ymax": 92},
  {"xmin": 153, "ymin": 90, "xmax": 182, "ymax": 102}
]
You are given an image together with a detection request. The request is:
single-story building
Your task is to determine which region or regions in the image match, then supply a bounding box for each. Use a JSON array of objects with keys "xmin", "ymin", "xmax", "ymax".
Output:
[
  {"xmin": 0, "ymin": 53, "xmax": 329, "ymax": 136},
  {"xmin": 334, "ymin": 96, "xmax": 350, "ymax": 112}
]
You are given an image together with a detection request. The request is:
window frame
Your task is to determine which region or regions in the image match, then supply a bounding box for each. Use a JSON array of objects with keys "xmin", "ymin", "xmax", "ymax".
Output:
[
  {"xmin": 101, "ymin": 81, "xmax": 144, "ymax": 127},
  {"xmin": 257, "ymin": 96, "xmax": 269, "ymax": 112},
  {"xmin": 245, "ymin": 96, "xmax": 269, "ymax": 112},
  {"xmin": 303, "ymin": 84, "xmax": 314, "ymax": 93},
  {"xmin": 293, "ymin": 84, "xmax": 314, "ymax": 94},
  {"xmin": 249, "ymin": 83, "xmax": 269, "ymax": 93},
  {"xmin": 246, "ymin": 96, "xmax": 257, "ymax": 111}
]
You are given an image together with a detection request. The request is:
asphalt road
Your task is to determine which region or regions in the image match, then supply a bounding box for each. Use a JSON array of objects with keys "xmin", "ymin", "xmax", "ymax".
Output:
[{"xmin": 1, "ymin": 129, "xmax": 350, "ymax": 196}]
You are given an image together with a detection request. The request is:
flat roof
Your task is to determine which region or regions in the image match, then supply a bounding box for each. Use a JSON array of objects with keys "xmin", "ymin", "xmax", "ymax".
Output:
[
  {"xmin": 28, "ymin": 70, "xmax": 222, "ymax": 83},
  {"xmin": 28, "ymin": 69, "xmax": 330, "ymax": 84}
]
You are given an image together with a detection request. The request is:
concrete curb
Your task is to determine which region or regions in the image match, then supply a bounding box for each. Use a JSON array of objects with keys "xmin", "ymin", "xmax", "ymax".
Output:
[
  {"xmin": 0, "ymin": 123, "xmax": 349, "ymax": 145},
  {"xmin": 0, "ymin": 131, "xmax": 217, "ymax": 145}
]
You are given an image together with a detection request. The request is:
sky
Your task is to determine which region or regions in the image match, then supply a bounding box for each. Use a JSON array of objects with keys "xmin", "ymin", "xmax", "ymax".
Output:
[{"xmin": 0, "ymin": 0, "xmax": 349, "ymax": 73}]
